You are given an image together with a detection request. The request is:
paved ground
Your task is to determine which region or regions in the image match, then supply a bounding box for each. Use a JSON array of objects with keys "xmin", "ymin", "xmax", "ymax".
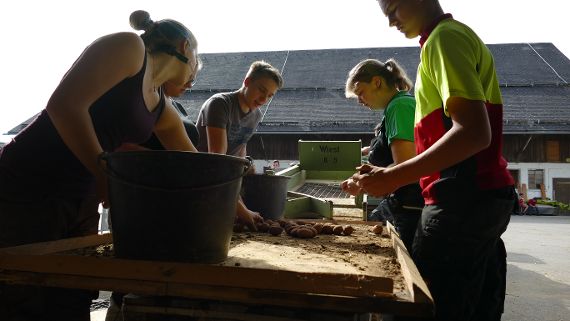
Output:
[
  {"xmin": 502, "ymin": 215, "xmax": 570, "ymax": 321},
  {"xmin": 91, "ymin": 215, "xmax": 570, "ymax": 321}
]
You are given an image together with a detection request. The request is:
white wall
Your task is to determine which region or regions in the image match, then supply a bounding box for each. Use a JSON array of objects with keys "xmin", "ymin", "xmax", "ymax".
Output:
[{"xmin": 508, "ymin": 162, "xmax": 570, "ymax": 199}]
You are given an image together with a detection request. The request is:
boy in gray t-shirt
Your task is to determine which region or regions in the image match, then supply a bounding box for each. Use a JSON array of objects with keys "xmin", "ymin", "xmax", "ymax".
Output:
[
  {"xmin": 196, "ymin": 61, "xmax": 283, "ymax": 229},
  {"xmin": 197, "ymin": 91, "xmax": 261, "ymax": 157}
]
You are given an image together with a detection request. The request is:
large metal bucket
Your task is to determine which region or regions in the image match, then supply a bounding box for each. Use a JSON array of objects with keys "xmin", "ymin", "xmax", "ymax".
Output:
[{"xmin": 101, "ymin": 151, "xmax": 249, "ymax": 263}]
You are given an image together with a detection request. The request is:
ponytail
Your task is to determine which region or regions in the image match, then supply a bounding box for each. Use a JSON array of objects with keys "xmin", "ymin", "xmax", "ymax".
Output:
[
  {"xmin": 345, "ymin": 58, "xmax": 413, "ymax": 98},
  {"xmin": 383, "ymin": 59, "xmax": 412, "ymax": 91}
]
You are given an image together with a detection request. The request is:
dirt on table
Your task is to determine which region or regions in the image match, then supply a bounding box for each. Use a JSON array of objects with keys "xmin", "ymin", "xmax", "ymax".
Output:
[
  {"xmin": 61, "ymin": 207, "xmax": 407, "ymax": 297},
  {"xmin": 226, "ymin": 218, "xmax": 405, "ymax": 295}
]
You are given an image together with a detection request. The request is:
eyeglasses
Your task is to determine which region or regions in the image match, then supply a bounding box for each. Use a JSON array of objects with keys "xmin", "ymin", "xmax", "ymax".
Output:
[
  {"xmin": 171, "ymin": 50, "xmax": 190, "ymax": 64},
  {"xmin": 186, "ymin": 60, "xmax": 199, "ymax": 87},
  {"xmin": 160, "ymin": 45, "xmax": 199, "ymax": 88},
  {"xmin": 186, "ymin": 76, "xmax": 197, "ymax": 88}
]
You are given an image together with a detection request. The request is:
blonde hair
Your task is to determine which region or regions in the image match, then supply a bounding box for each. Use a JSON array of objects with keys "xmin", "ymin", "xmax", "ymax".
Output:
[
  {"xmin": 345, "ymin": 58, "xmax": 412, "ymax": 98},
  {"xmin": 245, "ymin": 61, "xmax": 284, "ymax": 89}
]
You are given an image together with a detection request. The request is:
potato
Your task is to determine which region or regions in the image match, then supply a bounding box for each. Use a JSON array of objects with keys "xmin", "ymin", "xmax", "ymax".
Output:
[
  {"xmin": 313, "ymin": 223, "xmax": 323, "ymax": 234},
  {"xmin": 295, "ymin": 226, "xmax": 316, "ymax": 239},
  {"xmin": 332, "ymin": 225, "xmax": 344, "ymax": 235},
  {"xmin": 285, "ymin": 224, "xmax": 298, "ymax": 235},
  {"xmin": 268, "ymin": 225, "xmax": 283, "ymax": 236},
  {"xmin": 372, "ymin": 224, "xmax": 383, "ymax": 234},
  {"xmin": 343, "ymin": 225, "xmax": 355, "ymax": 236},
  {"xmin": 256, "ymin": 222, "xmax": 270, "ymax": 233},
  {"xmin": 306, "ymin": 225, "xmax": 318, "ymax": 235},
  {"xmin": 289, "ymin": 226, "xmax": 302, "ymax": 237},
  {"xmin": 320, "ymin": 224, "xmax": 334, "ymax": 235}
]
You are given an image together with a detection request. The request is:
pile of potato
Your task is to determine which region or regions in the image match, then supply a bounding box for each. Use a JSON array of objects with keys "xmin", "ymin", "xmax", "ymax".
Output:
[{"xmin": 234, "ymin": 219, "xmax": 357, "ymax": 239}]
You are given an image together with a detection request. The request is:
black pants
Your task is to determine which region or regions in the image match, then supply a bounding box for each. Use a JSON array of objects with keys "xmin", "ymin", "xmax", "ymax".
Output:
[
  {"xmin": 0, "ymin": 194, "xmax": 100, "ymax": 321},
  {"xmin": 410, "ymin": 186, "xmax": 514, "ymax": 321},
  {"xmin": 370, "ymin": 198, "xmax": 421, "ymax": 252}
]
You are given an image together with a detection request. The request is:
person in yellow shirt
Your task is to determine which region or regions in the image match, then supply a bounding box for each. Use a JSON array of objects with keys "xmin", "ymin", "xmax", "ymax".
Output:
[{"xmin": 344, "ymin": 1, "xmax": 516, "ymax": 320}]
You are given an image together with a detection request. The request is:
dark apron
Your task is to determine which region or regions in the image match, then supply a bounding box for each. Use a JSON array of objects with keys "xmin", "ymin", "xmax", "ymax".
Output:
[
  {"xmin": 368, "ymin": 115, "xmax": 424, "ymax": 209},
  {"xmin": 367, "ymin": 114, "xmax": 423, "ymax": 250}
]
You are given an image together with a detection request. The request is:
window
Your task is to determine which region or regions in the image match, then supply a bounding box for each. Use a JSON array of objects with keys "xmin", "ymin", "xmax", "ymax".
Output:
[{"xmin": 528, "ymin": 169, "xmax": 544, "ymax": 189}]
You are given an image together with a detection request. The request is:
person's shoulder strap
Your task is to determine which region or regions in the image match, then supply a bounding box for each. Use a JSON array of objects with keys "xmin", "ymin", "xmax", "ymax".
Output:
[{"xmin": 172, "ymin": 100, "xmax": 188, "ymax": 117}]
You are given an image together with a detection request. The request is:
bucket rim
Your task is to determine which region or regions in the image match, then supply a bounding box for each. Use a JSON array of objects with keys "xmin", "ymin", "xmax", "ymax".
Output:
[
  {"xmin": 98, "ymin": 151, "xmax": 251, "ymax": 191},
  {"xmin": 101, "ymin": 150, "xmax": 250, "ymax": 166}
]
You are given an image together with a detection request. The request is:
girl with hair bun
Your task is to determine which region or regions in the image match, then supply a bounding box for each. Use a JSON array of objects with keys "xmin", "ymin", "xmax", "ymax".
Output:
[
  {"xmin": 0, "ymin": 10, "xmax": 199, "ymax": 320},
  {"xmin": 342, "ymin": 58, "xmax": 423, "ymax": 251}
]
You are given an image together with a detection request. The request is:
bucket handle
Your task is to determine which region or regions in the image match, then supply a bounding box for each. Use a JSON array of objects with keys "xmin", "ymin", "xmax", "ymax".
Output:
[{"xmin": 98, "ymin": 152, "xmax": 250, "ymax": 192}]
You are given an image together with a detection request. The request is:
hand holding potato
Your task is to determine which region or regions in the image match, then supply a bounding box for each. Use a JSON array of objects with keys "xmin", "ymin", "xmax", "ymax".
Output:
[
  {"xmin": 341, "ymin": 178, "xmax": 362, "ymax": 196},
  {"xmin": 351, "ymin": 164, "xmax": 399, "ymax": 197},
  {"xmin": 236, "ymin": 209, "xmax": 263, "ymax": 232}
]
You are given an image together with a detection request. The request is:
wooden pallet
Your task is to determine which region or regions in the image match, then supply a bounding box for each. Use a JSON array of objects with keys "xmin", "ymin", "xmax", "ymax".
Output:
[{"xmin": 0, "ymin": 222, "xmax": 432, "ymax": 318}]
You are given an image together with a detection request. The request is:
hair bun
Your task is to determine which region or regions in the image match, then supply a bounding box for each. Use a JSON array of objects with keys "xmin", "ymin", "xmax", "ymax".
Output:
[{"xmin": 129, "ymin": 10, "xmax": 153, "ymax": 31}]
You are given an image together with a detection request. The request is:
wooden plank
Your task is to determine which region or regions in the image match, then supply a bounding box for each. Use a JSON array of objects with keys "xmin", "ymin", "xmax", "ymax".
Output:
[
  {"xmin": 0, "ymin": 251, "xmax": 392, "ymax": 298},
  {"xmin": 0, "ymin": 270, "xmax": 431, "ymax": 317},
  {"xmin": 540, "ymin": 183, "xmax": 547, "ymax": 199},
  {"xmin": 521, "ymin": 183, "xmax": 528, "ymax": 201},
  {"xmin": 387, "ymin": 222, "xmax": 433, "ymax": 305},
  {"xmin": 0, "ymin": 233, "xmax": 112, "ymax": 255},
  {"xmin": 0, "ymin": 223, "xmax": 434, "ymax": 317}
]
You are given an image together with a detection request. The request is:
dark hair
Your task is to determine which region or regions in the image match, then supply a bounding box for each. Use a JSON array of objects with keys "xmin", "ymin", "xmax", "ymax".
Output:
[
  {"xmin": 245, "ymin": 61, "xmax": 284, "ymax": 89},
  {"xmin": 345, "ymin": 58, "xmax": 412, "ymax": 98},
  {"xmin": 129, "ymin": 10, "xmax": 198, "ymax": 59}
]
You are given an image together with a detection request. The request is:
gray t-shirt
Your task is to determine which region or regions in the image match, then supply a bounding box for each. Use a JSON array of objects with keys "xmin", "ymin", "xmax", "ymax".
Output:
[{"xmin": 196, "ymin": 91, "xmax": 262, "ymax": 156}]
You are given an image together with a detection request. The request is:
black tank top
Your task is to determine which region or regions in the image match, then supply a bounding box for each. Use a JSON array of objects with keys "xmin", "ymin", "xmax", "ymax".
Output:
[{"xmin": 0, "ymin": 54, "xmax": 165, "ymax": 199}]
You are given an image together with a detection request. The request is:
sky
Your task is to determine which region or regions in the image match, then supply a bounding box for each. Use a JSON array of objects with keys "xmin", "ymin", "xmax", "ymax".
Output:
[{"xmin": 1, "ymin": 0, "xmax": 568, "ymax": 139}]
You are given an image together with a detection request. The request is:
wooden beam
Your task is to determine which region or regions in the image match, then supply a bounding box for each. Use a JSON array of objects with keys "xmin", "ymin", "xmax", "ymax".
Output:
[
  {"xmin": 0, "ymin": 233, "xmax": 112, "ymax": 255},
  {"xmin": 387, "ymin": 222, "xmax": 433, "ymax": 306},
  {"xmin": 0, "ymin": 238, "xmax": 393, "ymax": 298},
  {"xmin": 0, "ymin": 270, "xmax": 432, "ymax": 317}
]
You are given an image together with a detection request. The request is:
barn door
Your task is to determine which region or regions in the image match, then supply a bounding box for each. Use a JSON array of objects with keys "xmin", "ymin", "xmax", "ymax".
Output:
[{"xmin": 553, "ymin": 178, "xmax": 570, "ymax": 204}]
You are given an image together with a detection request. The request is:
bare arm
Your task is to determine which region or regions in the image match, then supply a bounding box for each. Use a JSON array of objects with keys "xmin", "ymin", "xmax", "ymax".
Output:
[
  {"xmin": 235, "ymin": 197, "xmax": 263, "ymax": 231},
  {"xmin": 206, "ymin": 126, "xmax": 228, "ymax": 154},
  {"xmin": 153, "ymin": 101, "xmax": 197, "ymax": 152},
  {"xmin": 46, "ymin": 32, "xmax": 145, "ymax": 205},
  {"xmin": 351, "ymin": 97, "xmax": 491, "ymax": 196},
  {"xmin": 389, "ymin": 139, "xmax": 416, "ymax": 165}
]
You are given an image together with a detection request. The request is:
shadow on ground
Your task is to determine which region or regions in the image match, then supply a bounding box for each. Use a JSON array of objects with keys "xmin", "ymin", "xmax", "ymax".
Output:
[{"xmin": 503, "ymin": 264, "xmax": 570, "ymax": 321}]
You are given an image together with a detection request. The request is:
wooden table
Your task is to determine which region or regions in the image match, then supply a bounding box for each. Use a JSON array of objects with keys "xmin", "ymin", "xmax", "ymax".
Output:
[{"xmin": 0, "ymin": 222, "xmax": 433, "ymax": 319}]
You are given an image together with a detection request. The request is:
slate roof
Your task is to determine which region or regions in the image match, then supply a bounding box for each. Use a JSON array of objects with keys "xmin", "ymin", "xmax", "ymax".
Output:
[
  {"xmin": 181, "ymin": 42, "xmax": 570, "ymax": 134},
  {"xmin": 7, "ymin": 43, "xmax": 570, "ymax": 135}
]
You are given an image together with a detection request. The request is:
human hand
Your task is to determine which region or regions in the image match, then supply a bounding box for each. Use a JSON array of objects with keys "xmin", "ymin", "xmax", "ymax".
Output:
[
  {"xmin": 341, "ymin": 178, "xmax": 362, "ymax": 196},
  {"xmin": 237, "ymin": 210, "xmax": 263, "ymax": 232},
  {"xmin": 351, "ymin": 164, "xmax": 399, "ymax": 197}
]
